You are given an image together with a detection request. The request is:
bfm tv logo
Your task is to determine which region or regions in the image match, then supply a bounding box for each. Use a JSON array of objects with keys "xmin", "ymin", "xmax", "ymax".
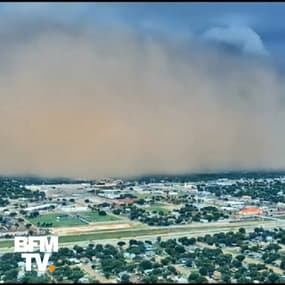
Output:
[{"xmin": 14, "ymin": 236, "xmax": 58, "ymax": 272}]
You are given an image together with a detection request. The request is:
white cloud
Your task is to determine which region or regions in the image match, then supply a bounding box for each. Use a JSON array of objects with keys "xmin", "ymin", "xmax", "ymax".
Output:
[{"xmin": 202, "ymin": 25, "xmax": 270, "ymax": 56}]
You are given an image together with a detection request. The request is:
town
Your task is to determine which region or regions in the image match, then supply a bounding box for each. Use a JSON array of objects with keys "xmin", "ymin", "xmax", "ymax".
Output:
[{"xmin": 1, "ymin": 172, "xmax": 285, "ymax": 282}]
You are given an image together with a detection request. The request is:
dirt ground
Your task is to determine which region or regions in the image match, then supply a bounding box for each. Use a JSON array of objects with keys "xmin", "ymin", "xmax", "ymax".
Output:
[{"xmin": 50, "ymin": 222, "xmax": 132, "ymax": 235}]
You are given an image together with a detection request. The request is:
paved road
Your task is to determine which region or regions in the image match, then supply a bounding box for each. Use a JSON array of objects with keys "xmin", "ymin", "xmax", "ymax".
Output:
[{"xmin": 259, "ymin": 215, "xmax": 284, "ymax": 222}]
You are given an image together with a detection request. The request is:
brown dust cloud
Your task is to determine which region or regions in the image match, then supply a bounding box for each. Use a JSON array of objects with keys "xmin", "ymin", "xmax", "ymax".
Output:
[{"xmin": 0, "ymin": 26, "xmax": 285, "ymax": 179}]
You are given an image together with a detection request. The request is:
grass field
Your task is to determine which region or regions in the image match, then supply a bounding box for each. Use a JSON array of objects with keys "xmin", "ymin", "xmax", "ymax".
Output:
[
  {"xmin": 58, "ymin": 228, "xmax": 175, "ymax": 243},
  {"xmin": 0, "ymin": 224, "xmax": 241, "ymax": 249},
  {"xmin": 136, "ymin": 193, "xmax": 151, "ymax": 199},
  {"xmin": 0, "ymin": 240, "xmax": 13, "ymax": 248},
  {"xmin": 57, "ymin": 219, "xmax": 274, "ymax": 243},
  {"xmin": 223, "ymin": 247, "xmax": 240, "ymax": 256},
  {"xmin": 57, "ymin": 224, "xmax": 246, "ymax": 243},
  {"xmin": 27, "ymin": 213, "xmax": 87, "ymax": 227},
  {"xmin": 144, "ymin": 203, "xmax": 170, "ymax": 214},
  {"xmin": 78, "ymin": 211, "xmax": 121, "ymax": 223},
  {"xmin": 0, "ymin": 219, "xmax": 276, "ymax": 249}
]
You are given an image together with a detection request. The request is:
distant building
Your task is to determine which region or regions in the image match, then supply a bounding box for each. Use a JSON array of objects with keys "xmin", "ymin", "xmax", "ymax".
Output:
[
  {"xmin": 168, "ymin": 191, "xmax": 178, "ymax": 198},
  {"xmin": 174, "ymin": 276, "xmax": 188, "ymax": 283},
  {"xmin": 24, "ymin": 204, "xmax": 56, "ymax": 212},
  {"xmin": 213, "ymin": 271, "xmax": 222, "ymax": 280},
  {"xmin": 225, "ymin": 201, "xmax": 245, "ymax": 207},
  {"xmin": 277, "ymin": 202, "xmax": 285, "ymax": 209},
  {"xmin": 239, "ymin": 207, "xmax": 263, "ymax": 216},
  {"xmin": 61, "ymin": 206, "xmax": 88, "ymax": 212},
  {"xmin": 240, "ymin": 195, "xmax": 252, "ymax": 202}
]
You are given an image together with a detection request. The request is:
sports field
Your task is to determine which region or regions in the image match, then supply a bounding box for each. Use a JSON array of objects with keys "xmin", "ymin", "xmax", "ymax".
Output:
[
  {"xmin": 78, "ymin": 211, "xmax": 121, "ymax": 223},
  {"xmin": 27, "ymin": 213, "xmax": 87, "ymax": 227},
  {"xmin": 27, "ymin": 211, "xmax": 124, "ymax": 228}
]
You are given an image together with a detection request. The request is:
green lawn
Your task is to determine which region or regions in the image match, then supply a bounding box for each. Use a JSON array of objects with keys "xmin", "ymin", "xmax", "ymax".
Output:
[
  {"xmin": 0, "ymin": 219, "xmax": 275, "ymax": 249},
  {"xmin": 78, "ymin": 211, "xmax": 121, "ymax": 223},
  {"xmin": 144, "ymin": 203, "xmax": 170, "ymax": 214},
  {"xmin": 27, "ymin": 213, "xmax": 87, "ymax": 228},
  {"xmin": 58, "ymin": 224, "xmax": 221, "ymax": 243},
  {"xmin": 223, "ymin": 247, "xmax": 239, "ymax": 256},
  {"xmin": 136, "ymin": 193, "xmax": 151, "ymax": 199},
  {"xmin": 59, "ymin": 228, "xmax": 174, "ymax": 243},
  {"xmin": 58, "ymin": 220, "xmax": 274, "ymax": 244},
  {"xmin": 0, "ymin": 240, "xmax": 13, "ymax": 248}
]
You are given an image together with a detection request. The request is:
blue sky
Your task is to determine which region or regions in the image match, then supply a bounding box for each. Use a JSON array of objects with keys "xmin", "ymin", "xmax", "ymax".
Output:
[
  {"xmin": 88, "ymin": 3, "xmax": 285, "ymax": 63},
  {"xmin": 0, "ymin": 3, "xmax": 284, "ymax": 67},
  {"xmin": 0, "ymin": 3, "xmax": 284, "ymax": 50}
]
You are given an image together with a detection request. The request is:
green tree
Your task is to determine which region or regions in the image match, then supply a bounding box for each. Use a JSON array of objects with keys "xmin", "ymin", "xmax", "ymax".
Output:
[
  {"xmin": 280, "ymin": 258, "xmax": 285, "ymax": 270},
  {"xmin": 199, "ymin": 267, "xmax": 208, "ymax": 276},
  {"xmin": 267, "ymin": 272, "xmax": 280, "ymax": 283},
  {"xmin": 120, "ymin": 273, "xmax": 130, "ymax": 283},
  {"xmin": 236, "ymin": 254, "xmax": 245, "ymax": 262},
  {"xmin": 3, "ymin": 268, "xmax": 18, "ymax": 282},
  {"xmin": 139, "ymin": 260, "xmax": 152, "ymax": 271},
  {"xmin": 239, "ymin": 228, "xmax": 246, "ymax": 234},
  {"xmin": 188, "ymin": 272, "xmax": 208, "ymax": 283}
]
